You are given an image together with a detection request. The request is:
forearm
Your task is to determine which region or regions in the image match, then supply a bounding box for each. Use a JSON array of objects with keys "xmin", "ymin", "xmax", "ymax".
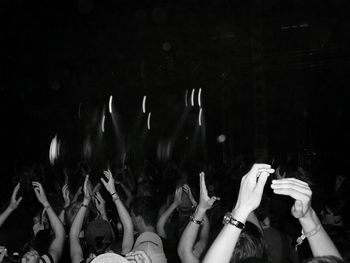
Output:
[
  {"xmin": 177, "ymin": 207, "xmax": 206, "ymax": 262},
  {"xmin": 157, "ymin": 202, "xmax": 177, "ymax": 239},
  {"xmin": 0, "ymin": 207, "xmax": 13, "ymax": 227},
  {"xmin": 70, "ymin": 199, "xmax": 89, "ymax": 238},
  {"xmin": 46, "ymin": 205, "xmax": 65, "ymax": 239},
  {"xmin": 59, "ymin": 209, "xmax": 65, "ymax": 225},
  {"xmin": 113, "ymin": 197, "xmax": 134, "ymax": 253},
  {"xmin": 202, "ymin": 208, "xmax": 249, "ymax": 263},
  {"xmin": 299, "ymin": 209, "xmax": 342, "ymax": 258}
]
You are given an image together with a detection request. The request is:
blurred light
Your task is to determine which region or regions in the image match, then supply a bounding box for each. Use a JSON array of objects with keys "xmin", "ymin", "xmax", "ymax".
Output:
[
  {"xmin": 109, "ymin": 95, "xmax": 113, "ymax": 114},
  {"xmin": 191, "ymin": 89, "xmax": 195, "ymax": 106},
  {"xmin": 147, "ymin": 112, "xmax": 151, "ymax": 130},
  {"xmin": 49, "ymin": 134, "xmax": 60, "ymax": 165},
  {"xmin": 142, "ymin": 95, "xmax": 147, "ymax": 113},
  {"xmin": 198, "ymin": 88, "xmax": 202, "ymax": 107},
  {"xmin": 101, "ymin": 114, "xmax": 105, "ymax": 133},
  {"xmin": 198, "ymin": 108, "xmax": 202, "ymax": 126},
  {"xmin": 216, "ymin": 134, "xmax": 226, "ymax": 143},
  {"xmin": 185, "ymin": 89, "xmax": 188, "ymax": 107}
]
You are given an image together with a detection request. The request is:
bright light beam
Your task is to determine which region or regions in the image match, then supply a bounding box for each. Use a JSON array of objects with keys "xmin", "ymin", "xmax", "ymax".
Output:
[
  {"xmin": 147, "ymin": 112, "xmax": 151, "ymax": 130},
  {"xmin": 109, "ymin": 95, "xmax": 113, "ymax": 114},
  {"xmin": 142, "ymin": 95, "xmax": 147, "ymax": 113},
  {"xmin": 101, "ymin": 114, "xmax": 105, "ymax": 133},
  {"xmin": 49, "ymin": 134, "xmax": 59, "ymax": 165},
  {"xmin": 191, "ymin": 89, "xmax": 195, "ymax": 106},
  {"xmin": 185, "ymin": 90, "xmax": 188, "ymax": 107},
  {"xmin": 198, "ymin": 108, "xmax": 202, "ymax": 126},
  {"xmin": 198, "ymin": 88, "xmax": 202, "ymax": 107}
]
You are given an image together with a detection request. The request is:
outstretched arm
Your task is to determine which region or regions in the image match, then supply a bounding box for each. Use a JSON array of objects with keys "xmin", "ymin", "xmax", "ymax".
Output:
[
  {"xmin": 202, "ymin": 164, "xmax": 274, "ymax": 263},
  {"xmin": 101, "ymin": 170, "xmax": 134, "ymax": 255},
  {"xmin": 69, "ymin": 175, "xmax": 92, "ymax": 263},
  {"xmin": 178, "ymin": 172, "xmax": 219, "ymax": 263},
  {"xmin": 0, "ymin": 183, "xmax": 22, "ymax": 228},
  {"xmin": 271, "ymin": 178, "xmax": 342, "ymax": 259},
  {"xmin": 32, "ymin": 181, "xmax": 65, "ymax": 263},
  {"xmin": 157, "ymin": 187, "xmax": 182, "ymax": 239}
]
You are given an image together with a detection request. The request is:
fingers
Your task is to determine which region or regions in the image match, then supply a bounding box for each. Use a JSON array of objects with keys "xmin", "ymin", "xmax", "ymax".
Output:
[
  {"xmin": 271, "ymin": 178, "xmax": 312, "ymax": 196},
  {"xmin": 83, "ymin": 175, "xmax": 89, "ymax": 192},
  {"xmin": 16, "ymin": 197, "xmax": 23, "ymax": 206},
  {"xmin": 199, "ymin": 172, "xmax": 208, "ymax": 196},
  {"xmin": 255, "ymin": 171, "xmax": 270, "ymax": 193}
]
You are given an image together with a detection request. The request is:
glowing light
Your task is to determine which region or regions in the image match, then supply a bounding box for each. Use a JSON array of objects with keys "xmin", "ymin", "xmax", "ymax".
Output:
[
  {"xmin": 191, "ymin": 89, "xmax": 195, "ymax": 106},
  {"xmin": 185, "ymin": 90, "xmax": 188, "ymax": 107},
  {"xmin": 109, "ymin": 95, "xmax": 113, "ymax": 114},
  {"xmin": 198, "ymin": 108, "xmax": 202, "ymax": 126},
  {"xmin": 142, "ymin": 95, "xmax": 147, "ymax": 113},
  {"xmin": 216, "ymin": 134, "xmax": 226, "ymax": 143},
  {"xmin": 198, "ymin": 88, "xmax": 202, "ymax": 107},
  {"xmin": 49, "ymin": 134, "xmax": 60, "ymax": 165},
  {"xmin": 147, "ymin": 112, "xmax": 151, "ymax": 130},
  {"xmin": 101, "ymin": 114, "xmax": 105, "ymax": 133}
]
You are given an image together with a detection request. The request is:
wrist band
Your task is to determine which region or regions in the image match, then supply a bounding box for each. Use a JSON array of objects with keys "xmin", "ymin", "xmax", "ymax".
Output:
[
  {"xmin": 81, "ymin": 203, "xmax": 88, "ymax": 208},
  {"xmin": 295, "ymin": 224, "xmax": 321, "ymax": 250},
  {"xmin": 189, "ymin": 215, "xmax": 204, "ymax": 225},
  {"xmin": 222, "ymin": 212, "xmax": 245, "ymax": 230}
]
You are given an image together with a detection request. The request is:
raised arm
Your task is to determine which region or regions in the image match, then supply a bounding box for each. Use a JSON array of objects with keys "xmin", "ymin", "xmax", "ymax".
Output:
[
  {"xmin": 101, "ymin": 170, "xmax": 134, "ymax": 255},
  {"xmin": 178, "ymin": 172, "xmax": 219, "ymax": 263},
  {"xmin": 32, "ymin": 181, "xmax": 65, "ymax": 263},
  {"xmin": 157, "ymin": 187, "xmax": 182, "ymax": 239},
  {"xmin": 59, "ymin": 184, "xmax": 71, "ymax": 224},
  {"xmin": 202, "ymin": 164, "xmax": 274, "ymax": 263},
  {"xmin": 69, "ymin": 175, "xmax": 92, "ymax": 263},
  {"xmin": 271, "ymin": 178, "xmax": 342, "ymax": 259},
  {"xmin": 0, "ymin": 183, "xmax": 22, "ymax": 228}
]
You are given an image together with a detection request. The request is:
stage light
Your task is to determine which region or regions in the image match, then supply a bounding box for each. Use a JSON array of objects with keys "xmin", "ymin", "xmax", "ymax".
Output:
[
  {"xmin": 142, "ymin": 95, "xmax": 147, "ymax": 113},
  {"xmin": 147, "ymin": 112, "xmax": 151, "ymax": 130},
  {"xmin": 198, "ymin": 88, "xmax": 202, "ymax": 107},
  {"xmin": 109, "ymin": 95, "xmax": 113, "ymax": 114}
]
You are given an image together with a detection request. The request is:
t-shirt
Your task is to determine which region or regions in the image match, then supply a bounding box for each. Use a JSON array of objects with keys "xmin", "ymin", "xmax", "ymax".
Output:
[{"xmin": 132, "ymin": 232, "xmax": 167, "ymax": 263}]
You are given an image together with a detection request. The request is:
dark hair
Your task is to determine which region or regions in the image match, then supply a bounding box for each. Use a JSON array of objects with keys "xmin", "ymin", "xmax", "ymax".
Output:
[
  {"xmin": 94, "ymin": 236, "xmax": 111, "ymax": 256},
  {"xmin": 230, "ymin": 222, "xmax": 268, "ymax": 263},
  {"xmin": 304, "ymin": 256, "xmax": 343, "ymax": 263},
  {"xmin": 131, "ymin": 197, "xmax": 158, "ymax": 227}
]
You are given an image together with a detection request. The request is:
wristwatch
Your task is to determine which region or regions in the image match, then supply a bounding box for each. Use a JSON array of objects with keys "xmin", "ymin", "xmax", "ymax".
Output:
[{"xmin": 222, "ymin": 212, "xmax": 245, "ymax": 229}]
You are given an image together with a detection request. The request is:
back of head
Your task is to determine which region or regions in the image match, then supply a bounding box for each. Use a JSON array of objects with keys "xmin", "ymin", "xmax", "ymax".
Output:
[
  {"xmin": 230, "ymin": 222, "xmax": 268, "ymax": 263},
  {"xmin": 131, "ymin": 196, "xmax": 158, "ymax": 227},
  {"xmin": 85, "ymin": 219, "xmax": 115, "ymax": 256}
]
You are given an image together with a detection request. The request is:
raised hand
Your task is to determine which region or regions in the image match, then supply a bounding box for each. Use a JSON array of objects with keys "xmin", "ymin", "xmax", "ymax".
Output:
[
  {"xmin": 125, "ymin": 251, "xmax": 152, "ymax": 263},
  {"xmin": 83, "ymin": 175, "xmax": 93, "ymax": 201},
  {"xmin": 101, "ymin": 170, "xmax": 117, "ymax": 195},
  {"xmin": 8, "ymin": 183, "xmax": 23, "ymax": 210},
  {"xmin": 198, "ymin": 172, "xmax": 219, "ymax": 211},
  {"xmin": 234, "ymin": 164, "xmax": 275, "ymax": 215},
  {"xmin": 21, "ymin": 249, "xmax": 40, "ymax": 263},
  {"xmin": 182, "ymin": 184, "xmax": 197, "ymax": 207},
  {"xmin": 0, "ymin": 246, "xmax": 8, "ymax": 262},
  {"xmin": 32, "ymin": 182, "xmax": 49, "ymax": 207},
  {"xmin": 94, "ymin": 191, "xmax": 106, "ymax": 217},
  {"xmin": 271, "ymin": 178, "xmax": 312, "ymax": 219},
  {"xmin": 174, "ymin": 187, "xmax": 183, "ymax": 206},
  {"xmin": 62, "ymin": 184, "xmax": 71, "ymax": 208}
]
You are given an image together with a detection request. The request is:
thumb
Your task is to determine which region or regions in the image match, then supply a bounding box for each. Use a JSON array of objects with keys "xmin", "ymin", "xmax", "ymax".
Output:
[{"xmin": 255, "ymin": 171, "xmax": 270, "ymax": 193}]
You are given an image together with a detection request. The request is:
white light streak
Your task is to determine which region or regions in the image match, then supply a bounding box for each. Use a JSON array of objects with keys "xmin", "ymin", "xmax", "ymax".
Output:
[
  {"xmin": 49, "ymin": 134, "xmax": 59, "ymax": 165},
  {"xmin": 147, "ymin": 112, "xmax": 151, "ymax": 130},
  {"xmin": 109, "ymin": 95, "xmax": 113, "ymax": 114},
  {"xmin": 191, "ymin": 89, "xmax": 195, "ymax": 106},
  {"xmin": 198, "ymin": 108, "xmax": 202, "ymax": 126},
  {"xmin": 101, "ymin": 114, "xmax": 105, "ymax": 133},
  {"xmin": 142, "ymin": 95, "xmax": 147, "ymax": 113},
  {"xmin": 185, "ymin": 90, "xmax": 188, "ymax": 107},
  {"xmin": 198, "ymin": 88, "xmax": 202, "ymax": 107}
]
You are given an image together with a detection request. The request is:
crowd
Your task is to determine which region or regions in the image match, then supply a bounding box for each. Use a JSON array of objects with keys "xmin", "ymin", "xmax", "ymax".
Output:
[{"xmin": 0, "ymin": 152, "xmax": 349, "ymax": 263}]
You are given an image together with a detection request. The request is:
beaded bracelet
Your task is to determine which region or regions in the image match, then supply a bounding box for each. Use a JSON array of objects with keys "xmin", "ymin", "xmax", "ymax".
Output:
[
  {"xmin": 189, "ymin": 215, "xmax": 204, "ymax": 225},
  {"xmin": 295, "ymin": 224, "xmax": 321, "ymax": 250}
]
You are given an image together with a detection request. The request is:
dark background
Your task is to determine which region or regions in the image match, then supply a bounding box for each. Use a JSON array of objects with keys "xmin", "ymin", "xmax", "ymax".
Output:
[{"xmin": 1, "ymin": 0, "xmax": 350, "ymax": 177}]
